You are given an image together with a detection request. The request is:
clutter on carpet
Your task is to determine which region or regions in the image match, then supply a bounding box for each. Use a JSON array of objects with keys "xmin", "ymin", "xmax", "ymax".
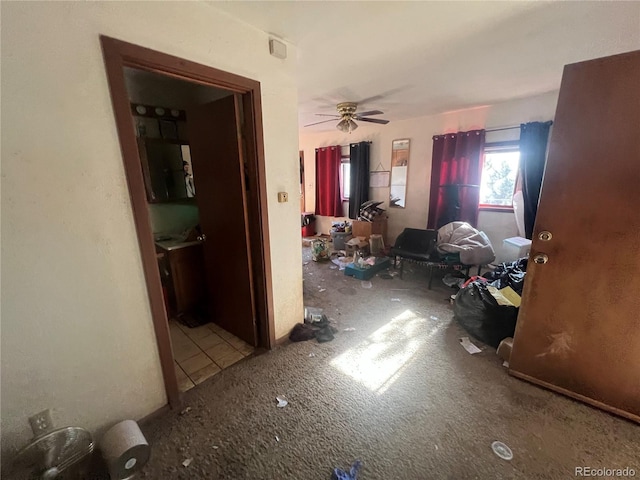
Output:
[
  {"xmin": 289, "ymin": 313, "xmax": 337, "ymax": 343},
  {"xmin": 333, "ymin": 460, "xmax": 362, "ymax": 480},
  {"xmin": 437, "ymin": 221, "xmax": 496, "ymax": 265},
  {"xmin": 452, "ymin": 257, "xmax": 528, "ymax": 348}
]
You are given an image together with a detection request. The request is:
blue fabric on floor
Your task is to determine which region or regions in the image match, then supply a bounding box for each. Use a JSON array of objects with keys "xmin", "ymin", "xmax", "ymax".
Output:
[{"xmin": 334, "ymin": 460, "xmax": 362, "ymax": 480}]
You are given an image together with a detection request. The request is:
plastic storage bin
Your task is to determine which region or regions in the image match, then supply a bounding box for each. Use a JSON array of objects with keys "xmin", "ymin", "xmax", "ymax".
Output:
[{"xmin": 502, "ymin": 237, "xmax": 532, "ymax": 262}]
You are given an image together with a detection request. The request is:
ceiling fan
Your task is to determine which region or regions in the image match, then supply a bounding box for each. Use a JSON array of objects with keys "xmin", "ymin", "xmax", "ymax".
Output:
[{"xmin": 304, "ymin": 102, "xmax": 390, "ymax": 133}]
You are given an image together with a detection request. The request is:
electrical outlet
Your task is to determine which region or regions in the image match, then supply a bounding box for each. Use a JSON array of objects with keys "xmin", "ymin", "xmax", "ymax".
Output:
[
  {"xmin": 277, "ymin": 192, "xmax": 288, "ymax": 203},
  {"xmin": 29, "ymin": 409, "xmax": 53, "ymax": 437}
]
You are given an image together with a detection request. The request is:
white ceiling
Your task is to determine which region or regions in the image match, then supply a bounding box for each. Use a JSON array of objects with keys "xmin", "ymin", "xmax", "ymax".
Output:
[{"xmin": 210, "ymin": 1, "xmax": 640, "ymax": 131}]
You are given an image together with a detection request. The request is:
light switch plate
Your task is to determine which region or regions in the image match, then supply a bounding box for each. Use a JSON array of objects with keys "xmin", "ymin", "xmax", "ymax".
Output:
[{"xmin": 278, "ymin": 192, "xmax": 288, "ymax": 203}]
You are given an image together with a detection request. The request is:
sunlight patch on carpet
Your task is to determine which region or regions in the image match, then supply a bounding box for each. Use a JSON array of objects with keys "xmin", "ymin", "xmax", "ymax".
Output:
[{"xmin": 330, "ymin": 309, "xmax": 439, "ymax": 394}]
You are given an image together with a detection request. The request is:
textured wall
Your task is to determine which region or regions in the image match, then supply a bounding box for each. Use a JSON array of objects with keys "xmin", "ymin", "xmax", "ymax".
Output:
[{"xmin": 1, "ymin": 1, "xmax": 302, "ymax": 457}]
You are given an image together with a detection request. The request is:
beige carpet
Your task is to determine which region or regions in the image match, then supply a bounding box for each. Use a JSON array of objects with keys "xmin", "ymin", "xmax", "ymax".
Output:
[{"xmin": 139, "ymin": 250, "xmax": 639, "ymax": 479}]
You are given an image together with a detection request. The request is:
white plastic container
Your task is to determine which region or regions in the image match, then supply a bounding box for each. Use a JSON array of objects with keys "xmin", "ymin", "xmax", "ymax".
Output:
[{"xmin": 502, "ymin": 237, "xmax": 531, "ymax": 262}]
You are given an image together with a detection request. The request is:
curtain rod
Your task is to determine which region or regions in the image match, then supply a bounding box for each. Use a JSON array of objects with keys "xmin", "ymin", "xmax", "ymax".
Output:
[
  {"xmin": 486, "ymin": 125, "xmax": 519, "ymax": 133},
  {"xmin": 315, "ymin": 141, "xmax": 372, "ymax": 151}
]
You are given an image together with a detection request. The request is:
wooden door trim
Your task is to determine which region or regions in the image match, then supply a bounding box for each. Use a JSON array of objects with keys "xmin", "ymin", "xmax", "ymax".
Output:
[{"xmin": 100, "ymin": 36, "xmax": 275, "ymax": 410}]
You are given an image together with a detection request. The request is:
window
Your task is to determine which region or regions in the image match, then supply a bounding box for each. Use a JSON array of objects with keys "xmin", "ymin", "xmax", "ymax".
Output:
[
  {"xmin": 341, "ymin": 161, "xmax": 350, "ymax": 199},
  {"xmin": 479, "ymin": 146, "xmax": 520, "ymax": 208}
]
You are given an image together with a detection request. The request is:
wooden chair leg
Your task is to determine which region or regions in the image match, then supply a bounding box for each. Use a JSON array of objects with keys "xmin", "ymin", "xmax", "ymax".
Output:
[{"xmin": 428, "ymin": 265, "xmax": 433, "ymax": 290}]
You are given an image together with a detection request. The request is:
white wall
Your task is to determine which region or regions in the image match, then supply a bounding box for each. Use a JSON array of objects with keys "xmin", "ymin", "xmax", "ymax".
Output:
[
  {"xmin": 1, "ymin": 1, "xmax": 302, "ymax": 457},
  {"xmin": 299, "ymin": 91, "xmax": 559, "ymax": 250}
]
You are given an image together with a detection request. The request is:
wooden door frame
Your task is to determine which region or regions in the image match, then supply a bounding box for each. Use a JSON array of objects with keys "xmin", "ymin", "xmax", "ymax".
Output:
[{"xmin": 100, "ymin": 36, "xmax": 275, "ymax": 409}]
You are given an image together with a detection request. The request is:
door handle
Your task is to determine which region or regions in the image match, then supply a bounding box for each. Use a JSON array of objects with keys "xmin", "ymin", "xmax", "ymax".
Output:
[
  {"xmin": 533, "ymin": 253, "xmax": 549, "ymax": 264},
  {"xmin": 197, "ymin": 233, "xmax": 207, "ymax": 242}
]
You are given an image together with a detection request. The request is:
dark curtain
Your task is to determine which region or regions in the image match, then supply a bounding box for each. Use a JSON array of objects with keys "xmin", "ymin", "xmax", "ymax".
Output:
[
  {"xmin": 427, "ymin": 130, "xmax": 486, "ymax": 229},
  {"xmin": 348, "ymin": 142, "xmax": 370, "ymax": 219},
  {"xmin": 520, "ymin": 121, "xmax": 553, "ymax": 239},
  {"xmin": 315, "ymin": 146, "xmax": 342, "ymax": 217}
]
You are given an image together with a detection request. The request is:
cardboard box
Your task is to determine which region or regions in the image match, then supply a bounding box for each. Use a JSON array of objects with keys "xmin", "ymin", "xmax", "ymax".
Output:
[
  {"xmin": 345, "ymin": 237, "xmax": 369, "ymax": 257},
  {"xmin": 351, "ymin": 217, "xmax": 388, "ymax": 244}
]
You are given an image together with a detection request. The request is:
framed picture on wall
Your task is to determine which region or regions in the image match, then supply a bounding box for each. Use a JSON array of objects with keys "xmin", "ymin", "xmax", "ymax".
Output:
[{"xmin": 370, "ymin": 171, "xmax": 391, "ymax": 188}]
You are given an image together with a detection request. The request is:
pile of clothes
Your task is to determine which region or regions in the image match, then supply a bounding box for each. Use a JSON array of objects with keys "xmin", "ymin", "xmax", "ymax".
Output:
[
  {"xmin": 289, "ymin": 314, "xmax": 338, "ymax": 343},
  {"xmin": 437, "ymin": 221, "xmax": 496, "ymax": 266}
]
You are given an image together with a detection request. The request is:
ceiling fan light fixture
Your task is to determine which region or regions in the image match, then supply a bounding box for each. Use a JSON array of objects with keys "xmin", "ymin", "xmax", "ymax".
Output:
[
  {"xmin": 336, "ymin": 118, "xmax": 349, "ymax": 132},
  {"xmin": 336, "ymin": 118, "xmax": 359, "ymax": 133}
]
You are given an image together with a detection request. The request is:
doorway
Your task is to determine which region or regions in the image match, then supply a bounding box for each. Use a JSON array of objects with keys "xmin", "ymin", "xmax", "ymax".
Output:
[{"xmin": 101, "ymin": 36, "xmax": 275, "ymax": 407}]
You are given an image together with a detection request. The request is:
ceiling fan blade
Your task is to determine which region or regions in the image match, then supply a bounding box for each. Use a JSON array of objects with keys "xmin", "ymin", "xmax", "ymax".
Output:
[
  {"xmin": 314, "ymin": 114, "xmax": 341, "ymax": 117},
  {"xmin": 358, "ymin": 117, "xmax": 390, "ymax": 125},
  {"xmin": 355, "ymin": 110, "xmax": 383, "ymax": 117},
  {"xmin": 304, "ymin": 118, "xmax": 338, "ymax": 127}
]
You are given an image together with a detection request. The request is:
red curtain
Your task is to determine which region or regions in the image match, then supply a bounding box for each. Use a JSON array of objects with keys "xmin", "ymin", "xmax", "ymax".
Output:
[
  {"xmin": 427, "ymin": 130, "xmax": 486, "ymax": 229},
  {"xmin": 315, "ymin": 146, "xmax": 342, "ymax": 216}
]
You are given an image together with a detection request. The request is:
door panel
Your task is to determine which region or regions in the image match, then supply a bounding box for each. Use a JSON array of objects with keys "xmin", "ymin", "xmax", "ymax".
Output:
[
  {"xmin": 187, "ymin": 95, "xmax": 257, "ymax": 346},
  {"xmin": 509, "ymin": 51, "xmax": 640, "ymax": 421}
]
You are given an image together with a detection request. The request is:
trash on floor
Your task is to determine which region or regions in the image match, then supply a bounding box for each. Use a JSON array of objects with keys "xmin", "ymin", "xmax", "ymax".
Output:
[
  {"xmin": 304, "ymin": 306, "xmax": 323, "ymax": 323},
  {"xmin": 289, "ymin": 323, "xmax": 317, "ymax": 342},
  {"xmin": 182, "ymin": 458, "xmax": 193, "ymax": 468},
  {"xmin": 442, "ymin": 272, "xmax": 467, "ymax": 288},
  {"xmin": 290, "ymin": 315, "xmax": 338, "ymax": 343},
  {"xmin": 390, "ymin": 298, "xmax": 401, "ymax": 302},
  {"xmin": 331, "ymin": 257, "xmax": 351, "ymax": 271},
  {"xmin": 319, "ymin": 288, "xmax": 326, "ymax": 293},
  {"xmin": 497, "ymin": 337, "xmax": 513, "ymax": 362},
  {"xmin": 345, "ymin": 256, "xmax": 391, "ymax": 280},
  {"xmin": 454, "ymin": 281, "xmax": 518, "ymax": 348},
  {"xmin": 276, "ymin": 397, "xmax": 288, "ymax": 408},
  {"xmin": 429, "ymin": 315, "xmax": 438, "ymax": 320},
  {"xmin": 502, "ymin": 361, "xmax": 510, "ymax": 368},
  {"xmin": 344, "ymin": 327, "xmax": 356, "ymax": 332},
  {"xmin": 491, "ymin": 441, "xmax": 513, "ymax": 461},
  {"xmin": 334, "ymin": 460, "xmax": 362, "ymax": 480},
  {"xmin": 330, "ymin": 266, "xmax": 338, "ymax": 270},
  {"xmin": 179, "ymin": 406, "xmax": 192, "ymax": 415},
  {"xmin": 311, "ymin": 238, "xmax": 330, "ymax": 262},
  {"xmin": 459, "ymin": 336, "xmax": 482, "ymax": 354},
  {"xmin": 275, "ymin": 435, "xmax": 280, "ymax": 442},
  {"xmin": 212, "ymin": 445, "xmax": 219, "ymax": 449},
  {"xmin": 308, "ymin": 352, "xmax": 316, "ymax": 357},
  {"xmin": 361, "ymin": 281, "xmax": 372, "ymax": 289}
]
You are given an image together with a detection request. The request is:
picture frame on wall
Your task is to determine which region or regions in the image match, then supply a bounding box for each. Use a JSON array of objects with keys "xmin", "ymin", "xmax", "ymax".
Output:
[{"xmin": 370, "ymin": 170, "xmax": 391, "ymax": 188}]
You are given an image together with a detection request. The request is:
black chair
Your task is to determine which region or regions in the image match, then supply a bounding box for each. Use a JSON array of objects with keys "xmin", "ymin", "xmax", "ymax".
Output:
[{"xmin": 391, "ymin": 228, "xmax": 477, "ymax": 289}]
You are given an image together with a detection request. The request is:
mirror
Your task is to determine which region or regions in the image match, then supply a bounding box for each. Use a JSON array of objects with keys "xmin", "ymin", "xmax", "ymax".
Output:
[
  {"xmin": 390, "ymin": 139, "xmax": 410, "ymax": 208},
  {"xmin": 139, "ymin": 140, "xmax": 195, "ymax": 202}
]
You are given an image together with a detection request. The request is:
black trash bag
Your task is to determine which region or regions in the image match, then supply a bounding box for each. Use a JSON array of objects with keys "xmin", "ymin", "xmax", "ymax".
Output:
[
  {"xmin": 483, "ymin": 257, "xmax": 528, "ymax": 294},
  {"xmin": 453, "ymin": 281, "xmax": 518, "ymax": 348}
]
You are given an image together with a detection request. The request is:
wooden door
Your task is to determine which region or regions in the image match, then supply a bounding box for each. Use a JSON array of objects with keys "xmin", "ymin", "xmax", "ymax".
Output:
[
  {"xmin": 509, "ymin": 51, "xmax": 640, "ymax": 422},
  {"xmin": 187, "ymin": 95, "xmax": 258, "ymax": 346}
]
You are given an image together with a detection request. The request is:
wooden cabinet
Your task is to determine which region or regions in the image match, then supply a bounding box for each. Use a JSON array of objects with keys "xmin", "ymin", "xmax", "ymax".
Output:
[{"xmin": 157, "ymin": 243, "xmax": 207, "ymax": 315}]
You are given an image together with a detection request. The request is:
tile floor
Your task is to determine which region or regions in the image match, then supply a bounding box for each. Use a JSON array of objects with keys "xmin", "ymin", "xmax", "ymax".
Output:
[{"xmin": 169, "ymin": 320, "xmax": 255, "ymax": 392}]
